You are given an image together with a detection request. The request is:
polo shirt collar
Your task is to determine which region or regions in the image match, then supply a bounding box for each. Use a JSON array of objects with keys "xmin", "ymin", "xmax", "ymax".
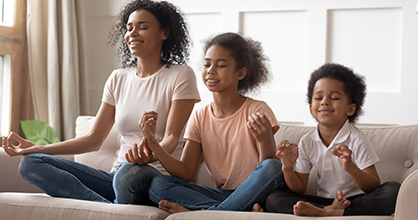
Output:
[{"xmin": 311, "ymin": 120, "xmax": 352, "ymax": 147}]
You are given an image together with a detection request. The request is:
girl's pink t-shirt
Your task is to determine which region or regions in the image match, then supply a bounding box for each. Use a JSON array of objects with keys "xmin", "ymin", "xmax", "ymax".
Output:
[{"xmin": 185, "ymin": 98, "xmax": 279, "ymax": 190}]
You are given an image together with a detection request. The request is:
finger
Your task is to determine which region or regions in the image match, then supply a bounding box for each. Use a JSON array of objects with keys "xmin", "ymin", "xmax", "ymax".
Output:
[
  {"xmin": 246, "ymin": 121, "xmax": 259, "ymax": 135},
  {"xmin": 255, "ymin": 112, "xmax": 270, "ymax": 126},
  {"xmin": 138, "ymin": 142, "xmax": 147, "ymax": 162},
  {"xmin": 8, "ymin": 132, "xmax": 24, "ymax": 144},
  {"xmin": 338, "ymin": 145, "xmax": 351, "ymax": 155},
  {"xmin": 139, "ymin": 112, "xmax": 157, "ymax": 129},
  {"xmin": 125, "ymin": 152, "xmax": 132, "ymax": 163},
  {"xmin": 288, "ymin": 144, "xmax": 299, "ymax": 156},
  {"xmin": 247, "ymin": 115, "xmax": 262, "ymax": 131},
  {"xmin": 132, "ymin": 143, "xmax": 142, "ymax": 162},
  {"xmin": 331, "ymin": 148, "xmax": 342, "ymax": 157},
  {"xmin": 2, "ymin": 143, "xmax": 17, "ymax": 156},
  {"xmin": 250, "ymin": 114, "xmax": 264, "ymax": 127},
  {"xmin": 279, "ymin": 140, "xmax": 290, "ymax": 146},
  {"xmin": 142, "ymin": 111, "xmax": 158, "ymax": 122},
  {"xmin": 142, "ymin": 139, "xmax": 153, "ymax": 157},
  {"xmin": 129, "ymin": 148, "xmax": 142, "ymax": 164}
]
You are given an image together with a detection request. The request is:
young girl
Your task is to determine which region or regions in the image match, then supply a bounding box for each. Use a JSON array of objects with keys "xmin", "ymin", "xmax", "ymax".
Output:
[
  {"xmin": 2, "ymin": 0, "xmax": 200, "ymax": 205},
  {"xmin": 139, "ymin": 32, "xmax": 285, "ymax": 213},
  {"xmin": 266, "ymin": 63, "xmax": 400, "ymax": 216}
]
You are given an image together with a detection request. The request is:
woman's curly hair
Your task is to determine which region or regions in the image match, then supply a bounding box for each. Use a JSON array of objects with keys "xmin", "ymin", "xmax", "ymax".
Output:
[
  {"xmin": 108, "ymin": 0, "xmax": 190, "ymax": 68},
  {"xmin": 203, "ymin": 32, "xmax": 271, "ymax": 95},
  {"xmin": 307, "ymin": 63, "xmax": 367, "ymax": 123}
]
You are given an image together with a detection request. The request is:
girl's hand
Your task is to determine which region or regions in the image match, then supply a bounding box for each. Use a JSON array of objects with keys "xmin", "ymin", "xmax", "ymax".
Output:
[
  {"xmin": 247, "ymin": 112, "xmax": 272, "ymax": 143},
  {"xmin": 276, "ymin": 140, "xmax": 298, "ymax": 169},
  {"xmin": 139, "ymin": 111, "xmax": 158, "ymax": 142},
  {"xmin": 332, "ymin": 144, "xmax": 356, "ymax": 172},
  {"xmin": 125, "ymin": 138, "xmax": 155, "ymax": 164},
  {"xmin": 2, "ymin": 132, "xmax": 36, "ymax": 156}
]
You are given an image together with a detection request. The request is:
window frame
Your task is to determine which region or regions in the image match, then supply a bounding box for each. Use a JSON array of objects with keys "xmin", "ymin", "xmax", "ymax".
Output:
[{"xmin": 0, "ymin": 0, "xmax": 33, "ymax": 136}]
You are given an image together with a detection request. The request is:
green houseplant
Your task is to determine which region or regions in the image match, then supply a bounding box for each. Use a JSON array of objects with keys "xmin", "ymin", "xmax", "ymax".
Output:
[{"xmin": 20, "ymin": 120, "xmax": 60, "ymax": 145}]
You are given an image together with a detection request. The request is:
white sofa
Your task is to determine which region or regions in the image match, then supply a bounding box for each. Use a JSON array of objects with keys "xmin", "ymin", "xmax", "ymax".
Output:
[{"xmin": 1, "ymin": 116, "xmax": 418, "ymax": 220}]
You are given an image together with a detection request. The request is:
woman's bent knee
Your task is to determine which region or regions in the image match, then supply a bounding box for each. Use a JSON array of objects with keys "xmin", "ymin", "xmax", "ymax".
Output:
[
  {"xmin": 18, "ymin": 153, "xmax": 44, "ymax": 179},
  {"xmin": 113, "ymin": 163, "xmax": 161, "ymax": 188}
]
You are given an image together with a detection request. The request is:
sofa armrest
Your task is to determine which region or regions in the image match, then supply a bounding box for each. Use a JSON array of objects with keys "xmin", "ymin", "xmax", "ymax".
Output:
[
  {"xmin": 0, "ymin": 148, "xmax": 74, "ymax": 193},
  {"xmin": 394, "ymin": 169, "xmax": 418, "ymax": 220},
  {"xmin": 0, "ymin": 149, "xmax": 41, "ymax": 192}
]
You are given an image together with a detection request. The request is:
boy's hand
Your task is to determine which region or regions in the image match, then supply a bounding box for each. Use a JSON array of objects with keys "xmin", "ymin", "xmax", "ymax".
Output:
[
  {"xmin": 247, "ymin": 112, "xmax": 272, "ymax": 143},
  {"xmin": 332, "ymin": 145, "xmax": 356, "ymax": 172},
  {"xmin": 276, "ymin": 140, "xmax": 298, "ymax": 169}
]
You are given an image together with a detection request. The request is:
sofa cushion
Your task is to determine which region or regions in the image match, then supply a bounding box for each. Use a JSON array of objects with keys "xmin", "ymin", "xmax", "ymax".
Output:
[
  {"xmin": 0, "ymin": 192, "xmax": 169, "ymax": 220},
  {"xmin": 74, "ymin": 116, "xmax": 121, "ymax": 172}
]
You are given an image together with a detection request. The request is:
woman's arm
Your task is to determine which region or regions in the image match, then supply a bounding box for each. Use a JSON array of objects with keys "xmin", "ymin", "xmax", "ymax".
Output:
[
  {"xmin": 2, "ymin": 102, "xmax": 115, "ymax": 156},
  {"xmin": 160, "ymin": 99, "xmax": 195, "ymax": 154}
]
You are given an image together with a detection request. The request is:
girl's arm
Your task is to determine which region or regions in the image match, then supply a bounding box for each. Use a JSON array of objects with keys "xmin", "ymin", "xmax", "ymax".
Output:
[
  {"xmin": 126, "ymin": 99, "xmax": 195, "ymax": 164},
  {"xmin": 332, "ymin": 144, "xmax": 380, "ymax": 193},
  {"xmin": 142, "ymin": 115, "xmax": 203, "ymax": 182},
  {"xmin": 147, "ymin": 138, "xmax": 203, "ymax": 182},
  {"xmin": 3, "ymin": 102, "xmax": 115, "ymax": 156},
  {"xmin": 247, "ymin": 112, "xmax": 277, "ymax": 161},
  {"xmin": 276, "ymin": 140, "xmax": 309, "ymax": 194}
]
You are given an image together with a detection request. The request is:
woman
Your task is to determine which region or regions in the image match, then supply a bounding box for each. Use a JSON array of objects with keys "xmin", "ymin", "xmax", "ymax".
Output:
[{"xmin": 2, "ymin": 0, "xmax": 200, "ymax": 205}]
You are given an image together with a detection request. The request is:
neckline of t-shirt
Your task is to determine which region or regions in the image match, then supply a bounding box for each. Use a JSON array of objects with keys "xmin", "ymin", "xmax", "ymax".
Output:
[
  {"xmin": 133, "ymin": 65, "xmax": 166, "ymax": 80},
  {"xmin": 210, "ymin": 97, "xmax": 250, "ymax": 121}
]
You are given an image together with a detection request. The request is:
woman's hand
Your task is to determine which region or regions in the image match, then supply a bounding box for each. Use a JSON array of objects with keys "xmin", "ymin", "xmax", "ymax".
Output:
[
  {"xmin": 125, "ymin": 138, "xmax": 155, "ymax": 164},
  {"xmin": 2, "ymin": 132, "xmax": 36, "ymax": 156},
  {"xmin": 276, "ymin": 140, "xmax": 299, "ymax": 170}
]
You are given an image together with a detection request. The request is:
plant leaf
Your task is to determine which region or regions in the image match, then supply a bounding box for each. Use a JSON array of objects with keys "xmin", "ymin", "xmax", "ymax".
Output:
[{"xmin": 20, "ymin": 120, "xmax": 60, "ymax": 145}]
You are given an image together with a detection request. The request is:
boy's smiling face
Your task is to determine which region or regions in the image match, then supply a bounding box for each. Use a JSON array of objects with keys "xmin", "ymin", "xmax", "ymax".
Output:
[{"xmin": 310, "ymin": 78, "xmax": 356, "ymax": 129}]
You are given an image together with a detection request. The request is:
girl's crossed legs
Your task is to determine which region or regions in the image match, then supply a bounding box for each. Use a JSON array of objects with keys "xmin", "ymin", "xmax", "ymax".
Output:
[{"xmin": 149, "ymin": 158, "xmax": 285, "ymax": 212}]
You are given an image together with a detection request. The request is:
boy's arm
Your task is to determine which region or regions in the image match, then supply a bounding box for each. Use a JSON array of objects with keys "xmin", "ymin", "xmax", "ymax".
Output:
[
  {"xmin": 277, "ymin": 140, "xmax": 309, "ymax": 194},
  {"xmin": 332, "ymin": 145, "xmax": 380, "ymax": 193}
]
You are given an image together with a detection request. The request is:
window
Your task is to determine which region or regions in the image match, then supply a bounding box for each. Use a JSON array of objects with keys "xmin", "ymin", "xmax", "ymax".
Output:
[
  {"xmin": 0, "ymin": 55, "xmax": 11, "ymax": 136},
  {"xmin": 0, "ymin": 0, "xmax": 33, "ymax": 136},
  {"xmin": 1, "ymin": 0, "xmax": 15, "ymax": 26}
]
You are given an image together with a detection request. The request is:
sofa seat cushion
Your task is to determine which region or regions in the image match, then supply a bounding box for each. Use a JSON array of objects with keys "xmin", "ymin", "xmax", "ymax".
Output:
[
  {"xmin": 0, "ymin": 192, "xmax": 169, "ymax": 220},
  {"xmin": 165, "ymin": 210, "xmax": 393, "ymax": 220}
]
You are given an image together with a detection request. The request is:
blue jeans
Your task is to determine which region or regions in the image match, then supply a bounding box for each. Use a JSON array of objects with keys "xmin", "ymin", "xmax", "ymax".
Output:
[
  {"xmin": 149, "ymin": 158, "xmax": 285, "ymax": 211},
  {"xmin": 18, "ymin": 153, "xmax": 162, "ymax": 204}
]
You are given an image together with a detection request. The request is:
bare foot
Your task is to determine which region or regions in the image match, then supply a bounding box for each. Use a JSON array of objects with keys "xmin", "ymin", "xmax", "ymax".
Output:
[
  {"xmin": 252, "ymin": 203, "xmax": 264, "ymax": 212},
  {"xmin": 158, "ymin": 200, "xmax": 190, "ymax": 214},
  {"xmin": 325, "ymin": 190, "xmax": 350, "ymax": 210},
  {"xmin": 293, "ymin": 201, "xmax": 344, "ymax": 216}
]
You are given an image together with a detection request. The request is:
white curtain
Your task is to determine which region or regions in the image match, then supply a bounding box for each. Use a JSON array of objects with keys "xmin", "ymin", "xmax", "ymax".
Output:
[{"xmin": 26, "ymin": 0, "xmax": 80, "ymax": 140}]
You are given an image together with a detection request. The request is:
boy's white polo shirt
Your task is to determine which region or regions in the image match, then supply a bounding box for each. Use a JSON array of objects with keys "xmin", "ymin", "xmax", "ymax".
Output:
[{"xmin": 295, "ymin": 120, "xmax": 380, "ymax": 198}]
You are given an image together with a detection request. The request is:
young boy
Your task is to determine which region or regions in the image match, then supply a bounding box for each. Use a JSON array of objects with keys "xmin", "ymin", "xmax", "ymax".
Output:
[{"xmin": 266, "ymin": 63, "xmax": 400, "ymax": 216}]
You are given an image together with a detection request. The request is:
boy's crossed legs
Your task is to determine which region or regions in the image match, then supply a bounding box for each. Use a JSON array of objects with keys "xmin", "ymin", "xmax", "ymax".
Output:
[{"xmin": 266, "ymin": 181, "xmax": 400, "ymax": 216}]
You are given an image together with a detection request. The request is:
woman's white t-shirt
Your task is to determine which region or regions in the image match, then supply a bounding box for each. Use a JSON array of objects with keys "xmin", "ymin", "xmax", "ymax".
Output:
[{"xmin": 102, "ymin": 65, "xmax": 200, "ymax": 173}]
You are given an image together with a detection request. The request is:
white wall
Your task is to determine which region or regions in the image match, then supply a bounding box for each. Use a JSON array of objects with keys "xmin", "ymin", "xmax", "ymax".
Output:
[{"xmin": 77, "ymin": 0, "xmax": 418, "ymax": 125}]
